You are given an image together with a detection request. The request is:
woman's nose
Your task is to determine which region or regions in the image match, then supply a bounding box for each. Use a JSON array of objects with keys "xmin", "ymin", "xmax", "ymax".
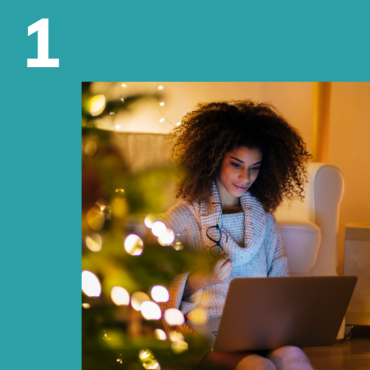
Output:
[{"xmin": 239, "ymin": 169, "xmax": 250, "ymax": 183}]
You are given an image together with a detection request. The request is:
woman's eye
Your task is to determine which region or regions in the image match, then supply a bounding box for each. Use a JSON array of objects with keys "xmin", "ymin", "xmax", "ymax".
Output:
[
  {"xmin": 251, "ymin": 167, "xmax": 261, "ymax": 171},
  {"xmin": 231, "ymin": 162, "xmax": 241, "ymax": 168}
]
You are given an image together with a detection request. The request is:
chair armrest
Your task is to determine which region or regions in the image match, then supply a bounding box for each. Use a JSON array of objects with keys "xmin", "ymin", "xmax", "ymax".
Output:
[{"xmin": 278, "ymin": 220, "xmax": 321, "ymax": 275}]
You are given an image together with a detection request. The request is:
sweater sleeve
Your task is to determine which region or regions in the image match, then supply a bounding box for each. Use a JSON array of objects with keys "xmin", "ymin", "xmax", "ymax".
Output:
[
  {"xmin": 265, "ymin": 213, "xmax": 290, "ymax": 277},
  {"xmin": 160, "ymin": 202, "xmax": 204, "ymax": 335}
]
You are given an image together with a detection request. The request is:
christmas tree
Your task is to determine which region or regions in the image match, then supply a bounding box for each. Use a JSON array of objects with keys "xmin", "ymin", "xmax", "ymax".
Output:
[{"xmin": 82, "ymin": 83, "xmax": 206, "ymax": 370}]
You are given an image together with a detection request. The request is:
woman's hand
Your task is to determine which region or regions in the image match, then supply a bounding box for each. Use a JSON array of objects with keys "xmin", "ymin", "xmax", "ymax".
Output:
[{"xmin": 184, "ymin": 252, "xmax": 232, "ymax": 296}]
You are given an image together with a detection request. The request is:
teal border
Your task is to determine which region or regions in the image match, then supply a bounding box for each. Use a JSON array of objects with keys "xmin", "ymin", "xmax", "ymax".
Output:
[{"xmin": 1, "ymin": 1, "xmax": 370, "ymax": 369}]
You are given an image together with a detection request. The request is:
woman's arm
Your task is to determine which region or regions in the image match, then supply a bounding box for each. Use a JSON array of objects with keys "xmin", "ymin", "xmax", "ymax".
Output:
[{"xmin": 183, "ymin": 252, "xmax": 232, "ymax": 296}]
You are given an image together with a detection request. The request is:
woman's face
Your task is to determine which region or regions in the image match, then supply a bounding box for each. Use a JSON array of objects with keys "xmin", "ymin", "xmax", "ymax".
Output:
[{"xmin": 217, "ymin": 146, "xmax": 263, "ymax": 198}]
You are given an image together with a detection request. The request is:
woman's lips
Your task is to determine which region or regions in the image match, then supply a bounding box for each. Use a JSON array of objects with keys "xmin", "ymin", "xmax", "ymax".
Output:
[{"xmin": 233, "ymin": 183, "xmax": 248, "ymax": 191}]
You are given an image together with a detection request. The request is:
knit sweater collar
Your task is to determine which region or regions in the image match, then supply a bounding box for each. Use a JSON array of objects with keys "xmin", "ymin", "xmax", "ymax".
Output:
[{"xmin": 197, "ymin": 182, "xmax": 267, "ymax": 266}]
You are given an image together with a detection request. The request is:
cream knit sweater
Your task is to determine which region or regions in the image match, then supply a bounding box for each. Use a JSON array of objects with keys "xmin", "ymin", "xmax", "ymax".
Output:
[{"xmin": 161, "ymin": 183, "xmax": 289, "ymax": 336}]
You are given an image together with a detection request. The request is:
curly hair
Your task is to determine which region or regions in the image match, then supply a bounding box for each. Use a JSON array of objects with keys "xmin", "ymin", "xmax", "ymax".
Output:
[{"xmin": 167, "ymin": 100, "xmax": 313, "ymax": 214}]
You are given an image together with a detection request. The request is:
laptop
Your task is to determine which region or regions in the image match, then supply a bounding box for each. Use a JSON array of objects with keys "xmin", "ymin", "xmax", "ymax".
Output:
[{"xmin": 187, "ymin": 276, "xmax": 357, "ymax": 352}]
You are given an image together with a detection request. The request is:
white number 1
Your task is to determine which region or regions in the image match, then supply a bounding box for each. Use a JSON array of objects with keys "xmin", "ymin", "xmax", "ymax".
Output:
[{"xmin": 27, "ymin": 19, "xmax": 59, "ymax": 68}]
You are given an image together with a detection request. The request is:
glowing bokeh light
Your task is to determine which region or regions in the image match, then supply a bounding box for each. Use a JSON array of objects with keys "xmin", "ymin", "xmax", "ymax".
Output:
[
  {"xmin": 158, "ymin": 228, "xmax": 175, "ymax": 246},
  {"xmin": 85, "ymin": 140, "xmax": 97, "ymax": 157},
  {"xmin": 164, "ymin": 308, "xmax": 185, "ymax": 326},
  {"xmin": 159, "ymin": 102, "xmax": 164, "ymax": 106},
  {"xmin": 171, "ymin": 340, "xmax": 188, "ymax": 354},
  {"xmin": 131, "ymin": 292, "xmax": 150, "ymax": 311},
  {"xmin": 111, "ymin": 286, "xmax": 130, "ymax": 306},
  {"xmin": 143, "ymin": 360, "xmax": 161, "ymax": 369},
  {"xmin": 85, "ymin": 233, "xmax": 102, "ymax": 252},
  {"xmin": 154, "ymin": 329, "xmax": 167, "ymax": 341},
  {"xmin": 82, "ymin": 303, "xmax": 90, "ymax": 309},
  {"xmin": 115, "ymin": 188, "xmax": 125, "ymax": 195},
  {"xmin": 187, "ymin": 307, "xmax": 207, "ymax": 324},
  {"xmin": 151, "ymin": 285, "xmax": 169, "ymax": 303},
  {"xmin": 151, "ymin": 221, "xmax": 166, "ymax": 237},
  {"xmin": 111, "ymin": 197, "xmax": 127, "ymax": 218},
  {"xmin": 141, "ymin": 301, "xmax": 161, "ymax": 320},
  {"xmin": 124, "ymin": 234, "xmax": 144, "ymax": 256},
  {"xmin": 176, "ymin": 122, "xmax": 181, "ymax": 126},
  {"xmin": 172, "ymin": 234, "xmax": 184, "ymax": 251},
  {"xmin": 159, "ymin": 118, "xmax": 164, "ymax": 123},
  {"xmin": 144, "ymin": 214, "xmax": 156, "ymax": 229},
  {"xmin": 122, "ymin": 83, "xmax": 126, "ymax": 87},
  {"xmin": 86, "ymin": 207, "xmax": 105, "ymax": 230},
  {"xmin": 158, "ymin": 86, "xmax": 163, "ymax": 90},
  {"xmin": 139, "ymin": 349, "xmax": 153, "ymax": 361},
  {"xmin": 82, "ymin": 270, "xmax": 101, "ymax": 297},
  {"xmin": 115, "ymin": 124, "xmax": 121, "ymax": 129},
  {"xmin": 89, "ymin": 95, "xmax": 106, "ymax": 116},
  {"xmin": 169, "ymin": 331, "xmax": 184, "ymax": 342}
]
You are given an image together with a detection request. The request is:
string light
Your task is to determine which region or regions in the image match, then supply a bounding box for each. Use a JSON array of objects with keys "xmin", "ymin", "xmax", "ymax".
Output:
[
  {"xmin": 169, "ymin": 331, "xmax": 184, "ymax": 342},
  {"xmin": 131, "ymin": 292, "xmax": 150, "ymax": 311},
  {"xmin": 158, "ymin": 86, "xmax": 163, "ymax": 90},
  {"xmin": 144, "ymin": 214, "xmax": 157, "ymax": 229},
  {"xmin": 158, "ymin": 228, "xmax": 175, "ymax": 246},
  {"xmin": 89, "ymin": 94, "xmax": 106, "ymax": 116},
  {"xmin": 141, "ymin": 301, "xmax": 161, "ymax": 320},
  {"xmin": 176, "ymin": 122, "xmax": 181, "ymax": 126},
  {"xmin": 124, "ymin": 234, "xmax": 143, "ymax": 256},
  {"xmin": 85, "ymin": 140, "xmax": 97, "ymax": 157},
  {"xmin": 122, "ymin": 83, "xmax": 126, "ymax": 87},
  {"xmin": 111, "ymin": 286, "xmax": 130, "ymax": 305},
  {"xmin": 151, "ymin": 285, "xmax": 169, "ymax": 302},
  {"xmin": 171, "ymin": 341, "xmax": 188, "ymax": 354},
  {"xmin": 154, "ymin": 329, "xmax": 167, "ymax": 341},
  {"xmin": 164, "ymin": 308, "xmax": 185, "ymax": 325},
  {"xmin": 151, "ymin": 221, "xmax": 166, "ymax": 237},
  {"xmin": 159, "ymin": 118, "xmax": 165, "ymax": 123},
  {"xmin": 82, "ymin": 270, "xmax": 101, "ymax": 297},
  {"xmin": 85, "ymin": 233, "xmax": 103, "ymax": 252},
  {"xmin": 159, "ymin": 102, "xmax": 164, "ymax": 106}
]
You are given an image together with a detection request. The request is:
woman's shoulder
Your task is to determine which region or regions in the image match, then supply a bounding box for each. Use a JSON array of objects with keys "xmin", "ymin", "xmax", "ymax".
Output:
[
  {"xmin": 263, "ymin": 210, "xmax": 279, "ymax": 231},
  {"xmin": 163, "ymin": 199, "xmax": 200, "ymax": 226}
]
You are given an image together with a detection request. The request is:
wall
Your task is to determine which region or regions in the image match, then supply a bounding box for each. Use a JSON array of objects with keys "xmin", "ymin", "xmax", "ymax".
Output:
[
  {"xmin": 329, "ymin": 82, "xmax": 370, "ymax": 274},
  {"xmin": 91, "ymin": 81, "xmax": 370, "ymax": 275}
]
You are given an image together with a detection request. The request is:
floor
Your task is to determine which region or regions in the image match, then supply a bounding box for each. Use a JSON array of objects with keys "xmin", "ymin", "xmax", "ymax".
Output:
[{"xmin": 303, "ymin": 326, "xmax": 370, "ymax": 370}]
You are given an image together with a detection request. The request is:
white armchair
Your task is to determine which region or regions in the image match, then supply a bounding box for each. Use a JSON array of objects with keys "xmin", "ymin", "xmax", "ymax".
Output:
[{"xmin": 274, "ymin": 162, "xmax": 346, "ymax": 338}]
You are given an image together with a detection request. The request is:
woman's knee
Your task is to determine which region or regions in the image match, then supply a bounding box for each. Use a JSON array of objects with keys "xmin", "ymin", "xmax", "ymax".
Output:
[
  {"xmin": 236, "ymin": 354, "xmax": 276, "ymax": 370},
  {"xmin": 267, "ymin": 346, "xmax": 313, "ymax": 369}
]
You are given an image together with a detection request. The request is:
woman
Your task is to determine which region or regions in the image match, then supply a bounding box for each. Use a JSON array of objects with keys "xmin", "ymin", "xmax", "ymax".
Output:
[{"xmin": 162, "ymin": 100, "xmax": 314, "ymax": 370}]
